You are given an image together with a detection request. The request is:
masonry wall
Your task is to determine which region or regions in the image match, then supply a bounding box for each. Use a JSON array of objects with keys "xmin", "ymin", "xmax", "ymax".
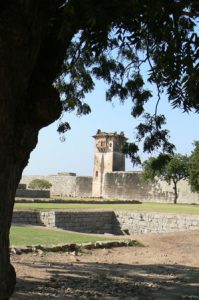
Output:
[
  {"xmin": 21, "ymin": 174, "xmax": 76, "ymax": 197},
  {"xmin": 21, "ymin": 171, "xmax": 199, "ymax": 204},
  {"xmin": 12, "ymin": 211, "xmax": 42, "ymax": 225},
  {"xmin": 103, "ymin": 171, "xmax": 199, "ymax": 204},
  {"xmin": 54, "ymin": 211, "xmax": 113, "ymax": 233},
  {"xmin": 12, "ymin": 210, "xmax": 199, "ymax": 235},
  {"xmin": 103, "ymin": 172, "xmax": 153, "ymax": 201},
  {"xmin": 113, "ymin": 211, "xmax": 199, "ymax": 234},
  {"xmin": 75, "ymin": 176, "xmax": 92, "ymax": 197},
  {"xmin": 16, "ymin": 189, "xmax": 50, "ymax": 198},
  {"xmin": 13, "ymin": 210, "xmax": 113, "ymax": 234}
]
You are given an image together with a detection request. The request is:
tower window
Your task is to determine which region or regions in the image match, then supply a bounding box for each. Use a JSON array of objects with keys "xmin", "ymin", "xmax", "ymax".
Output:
[
  {"xmin": 109, "ymin": 142, "xmax": 112, "ymax": 147},
  {"xmin": 95, "ymin": 171, "xmax": 98, "ymax": 178}
]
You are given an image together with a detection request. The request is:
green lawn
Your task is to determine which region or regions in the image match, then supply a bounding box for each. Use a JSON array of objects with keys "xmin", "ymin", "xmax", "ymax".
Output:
[
  {"xmin": 10, "ymin": 225, "xmax": 114, "ymax": 246},
  {"xmin": 14, "ymin": 202, "xmax": 199, "ymax": 214}
]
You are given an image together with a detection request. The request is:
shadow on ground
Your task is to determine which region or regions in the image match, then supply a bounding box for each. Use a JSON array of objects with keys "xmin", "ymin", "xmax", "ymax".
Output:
[{"xmin": 12, "ymin": 260, "xmax": 199, "ymax": 300}]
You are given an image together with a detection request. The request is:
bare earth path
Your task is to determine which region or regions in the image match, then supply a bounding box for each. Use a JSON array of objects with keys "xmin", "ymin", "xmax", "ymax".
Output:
[{"xmin": 11, "ymin": 230, "xmax": 199, "ymax": 299}]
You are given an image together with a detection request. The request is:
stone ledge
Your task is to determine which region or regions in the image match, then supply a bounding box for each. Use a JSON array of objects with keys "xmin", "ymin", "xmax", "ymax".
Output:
[{"xmin": 10, "ymin": 239, "xmax": 140, "ymax": 254}]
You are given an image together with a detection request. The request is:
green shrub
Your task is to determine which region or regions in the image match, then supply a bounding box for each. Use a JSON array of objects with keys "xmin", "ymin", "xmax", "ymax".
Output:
[{"xmin": 28, "ymin": 179, "xmax": 52, "ymax": 190}]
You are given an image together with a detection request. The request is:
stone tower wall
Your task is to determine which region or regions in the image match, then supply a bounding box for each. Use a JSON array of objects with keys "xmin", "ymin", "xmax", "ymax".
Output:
[{"xmin": 92, "ymin": 130, "xmax": 127, "ymax": 197}]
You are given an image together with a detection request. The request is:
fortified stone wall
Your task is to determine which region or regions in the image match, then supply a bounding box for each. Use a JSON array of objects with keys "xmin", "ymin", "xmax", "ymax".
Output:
[
  {"xmin": 21, "ymin": 171, "xmax": 199, "ymax": 204},
  {"xmin": 21, "ymin": 174, "xmax": 93, "ymax": 198},
  {"xmin": 20, "ymin": 130, "xmax": 199, "ymax": 203},
  {"xmin": 12, "ymin": 210, "xmax": 199, "ymax": 235},
  {"xmin": 21, "ymin": 173, "xmax": 77, "ymax": 197},
  {"xmin": 16, "ymin": 189, "xmax": 50, "ymax": 198},
  {"xmin": 103, "ymin": 171, "xmax": 199, "ymax": 204},
  {"xmin": 75, "ymin": 176, "xmax": 92, "ymax": 198},
  {"xmin": 103, "ymin": 172, "xmax": 153, "ymax": 201}
]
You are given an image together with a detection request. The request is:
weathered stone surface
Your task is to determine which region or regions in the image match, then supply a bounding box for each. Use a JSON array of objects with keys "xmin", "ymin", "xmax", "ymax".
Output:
[
  {"xmin": 12, "ymin": 210, "xmax": 199, "ymax": 235},
  {"xmin": 21, "ymin": 174, "xmax": 77, "ymax": 197},
  {"xmin": 92, "ymin": 131, "xmax": 127, "ymax": 197},
  {"xmin": 20, "ymin": 172, "xmax": 199, "ymax": 204},
  {"xmin": 10, "ymin": 240, "xmax": 138, "ymax": 254},
  {"xmin": 16, "ymin": 189, "xmax": 50, "ymax": 198},
  {"xmin": 75, "ymin": 176, "xmax": 93, "ymax": 197}
]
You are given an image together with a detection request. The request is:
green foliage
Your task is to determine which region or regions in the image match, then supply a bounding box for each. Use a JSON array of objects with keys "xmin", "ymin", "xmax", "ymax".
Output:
[
  {"xmin": 28, "ymin": 179, "xmax": 52, "ymax": 190},
  {"xmin": 143, "ymin": 153, "xmax": 189, "ymax": 203},
  {"xmin": 55, "ymin": 0, "xmax": 199, "ymax": 162},
  {"xmin": 143, "ymin": 154, "xmax": 189, "ymax": 183},
  {"xmin": 188, "ymin": 141, "xmax": 199, "ymax": 192}
]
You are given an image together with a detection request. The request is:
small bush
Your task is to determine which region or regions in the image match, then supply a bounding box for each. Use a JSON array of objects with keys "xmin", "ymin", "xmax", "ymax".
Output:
[{"xmin": 28, "ymin": 179, "xmax": 52, "ymax": 190}]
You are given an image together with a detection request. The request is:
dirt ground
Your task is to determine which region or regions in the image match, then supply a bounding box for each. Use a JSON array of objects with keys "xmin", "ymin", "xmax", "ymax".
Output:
[{"xmin": 11, "ymin": 230, "xmax": 199, "ymax": 300}]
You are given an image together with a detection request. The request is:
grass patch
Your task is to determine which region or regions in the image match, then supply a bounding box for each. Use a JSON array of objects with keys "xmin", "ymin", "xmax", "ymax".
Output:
[
  {"xmin": 14, "ymin": 202, "xmax": 199, "ymax": 214},
  {"xmin": 10, "ymin": 225, "xmax": 114, "ymax": 246}
]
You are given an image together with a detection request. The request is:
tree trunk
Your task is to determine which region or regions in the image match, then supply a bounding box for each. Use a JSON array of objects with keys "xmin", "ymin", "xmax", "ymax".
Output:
[
  {"xmin": 0, "ymin": 2, "xmax": 74, "ymax": 298},
  {"xmin": 0, "ymin": 125, "xmax": 47, "ymax": 299},
  {"xmin": 173, "ymin": 180, "xmax": 178, "ymax": 204},
  {"xmin": 0, "ymin": 158, "xmax": 20, "ymax": 299},
  {"xmin": 0, "ymin": 90, "xmax": 62, "ymax": 300}
]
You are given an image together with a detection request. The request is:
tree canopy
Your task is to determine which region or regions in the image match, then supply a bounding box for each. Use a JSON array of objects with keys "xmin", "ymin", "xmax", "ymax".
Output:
[
  {"xmin": 28, "ymin": 179, "xmax": 52, "ymax": 190},
  {"xmin": 142, "ymin": 153, "xmax": 189, "ymax": 203},
  {"xmin": 56, "ymin": 0, "xmax": 199, "ymax": 163},
  {"xmin": 188, "ymin": 141, "xmax": 199, "ymax": 192}
]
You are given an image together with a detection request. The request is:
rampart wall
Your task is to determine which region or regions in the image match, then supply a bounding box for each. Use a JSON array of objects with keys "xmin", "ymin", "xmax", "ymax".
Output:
[
  {"xmin": 75, "ymin": 176, "xmax": 93, "ymax": 198},
  {"xmin": 103, "ymin": 172, "xmax": 199, "ymax": 204},
  {"xmin": 21, "ymin": 174, "xmax": 77, "ymax": 197},
  {"xmin": 16, "ymin": 189, "xmax": 50, "ymax": 198},
  {"xmin": 21, "ymin": 171, "xmax": 199, "ymax": 204}
]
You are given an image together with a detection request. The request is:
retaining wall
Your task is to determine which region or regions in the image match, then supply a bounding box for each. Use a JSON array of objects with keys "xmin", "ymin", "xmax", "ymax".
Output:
[
  {"xmin": 12, "ymin": 211, "xmax": 42, "ymax": 225},
  {"xmin": 113, "ymin": 211, "xmax": 199, "ymax": 234},
  {"xmin": 13, "ymin": 210, "xmax": 199, "ymax": 235}
]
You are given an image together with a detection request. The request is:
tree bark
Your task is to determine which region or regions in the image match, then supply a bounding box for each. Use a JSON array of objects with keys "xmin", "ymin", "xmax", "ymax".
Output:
[
  {"xmin": 173, "ymin": 180, "xmax": 178, "ymax": 204},
  {"xmin": 0, "ymin": 158, "xmax": 22, "ymax": 299},
  {"xmin": 0, "ymin": 96, "xmax": 62, "ymax": 299},
  {"xmin": 0, "ymin": 2, "xmax": 74, "ymax": 298},
  {"xmin": 0, "ymin": 0, "xmax": 122, "ymax": 297}
]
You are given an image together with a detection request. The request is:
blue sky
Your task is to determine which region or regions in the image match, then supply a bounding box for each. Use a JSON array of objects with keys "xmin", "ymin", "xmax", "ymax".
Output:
[{"xmin": 23, "ymin": 80, "xmax": 199, "ymax": 176}]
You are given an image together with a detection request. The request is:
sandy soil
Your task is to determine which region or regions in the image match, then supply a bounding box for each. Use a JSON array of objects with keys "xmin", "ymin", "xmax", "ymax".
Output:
[{"xmin": 11, "ymin": 230, "xmax": 199, "ymax": 299}]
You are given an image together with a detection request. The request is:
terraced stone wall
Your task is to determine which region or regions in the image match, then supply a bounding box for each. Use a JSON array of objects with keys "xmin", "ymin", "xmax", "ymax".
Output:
[{"xmin": 12, "ymin": 210, "xmax": 199, "ymax": 235}]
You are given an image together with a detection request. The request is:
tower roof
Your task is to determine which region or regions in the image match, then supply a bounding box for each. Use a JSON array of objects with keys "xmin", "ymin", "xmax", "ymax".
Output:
[{"xmin": 93, "ymin": 129, "xmax": 127, "ymax": 140}]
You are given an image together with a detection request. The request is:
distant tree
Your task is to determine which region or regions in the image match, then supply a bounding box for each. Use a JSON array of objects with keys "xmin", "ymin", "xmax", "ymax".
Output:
[
  {"xmin": 188, "ymin": 142, "xmax": 199, "ymax": 192},
  {"xmin": 143, "ymin": 154, "xmax": 189, "ymax": 204},
  {"xmin": 28, "ymin": 179, "xmax": 52, "ymax": 190}
]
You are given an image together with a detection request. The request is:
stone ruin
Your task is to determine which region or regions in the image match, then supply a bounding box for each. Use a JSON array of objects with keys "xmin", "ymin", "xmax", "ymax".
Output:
[{"xmin": 19, "ymin": 130, "xmax": 199, "ymax": 204}]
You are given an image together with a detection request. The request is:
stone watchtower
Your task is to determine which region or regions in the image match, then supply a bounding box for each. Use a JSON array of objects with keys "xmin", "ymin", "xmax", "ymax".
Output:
[{"xmin": 92, "ymin": 130, "xmax": 127, "ymax": 197}]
